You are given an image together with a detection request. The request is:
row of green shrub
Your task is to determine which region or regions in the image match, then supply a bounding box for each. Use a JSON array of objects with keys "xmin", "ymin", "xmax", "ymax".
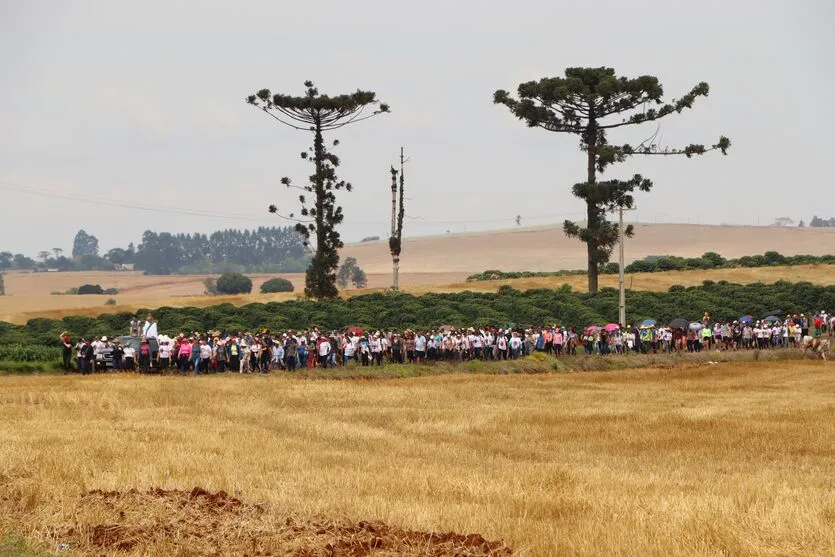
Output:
[
  {"xmin": 466, "ymin": 251, "xmax": 835, "ymax": 281},
  {"xmin": 0, "ymin": 344, "xmax": 62, "ymax": 362},
  {"xmin": 1, "ymin": 280, "xmax": 832, "ymax": 346}
]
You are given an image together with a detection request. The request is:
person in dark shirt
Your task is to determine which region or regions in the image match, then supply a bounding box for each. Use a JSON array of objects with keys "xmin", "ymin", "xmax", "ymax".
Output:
[
  {"xmin": 83, "ymin": 341, "xmax": 95, "ymax": 374},
  {"xmin": 111, "ymin": 341, "xmax": 124, "ymax": 371}
]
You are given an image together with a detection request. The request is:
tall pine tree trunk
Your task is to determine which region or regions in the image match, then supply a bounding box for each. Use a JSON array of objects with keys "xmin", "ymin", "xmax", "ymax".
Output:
[
  {"xmin": 307, "ymin": 117, "xmax": 328, "ymax": 297},
  {"xmin": 585, "ymin": 119, "xmax": 599, "ymax": 293}
]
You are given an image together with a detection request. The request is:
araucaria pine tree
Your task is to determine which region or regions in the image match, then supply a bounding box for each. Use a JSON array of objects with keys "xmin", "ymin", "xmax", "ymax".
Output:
[
  {"xmin": 247, "ymin": 81, "xmax": 389, "ymax": 298},
  {"xmin": 388, "ymin": 148, "xmax": 406, "ymax": 290},
  {"xmin": 494, "ymin": 67, "xmax": 730, "ymax": 293}
]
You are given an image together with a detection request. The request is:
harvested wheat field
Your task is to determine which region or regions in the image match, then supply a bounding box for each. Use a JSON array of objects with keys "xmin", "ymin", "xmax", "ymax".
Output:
[
  {"xmin": 1, "ymin": 362, "xmax": 834, "ymax": 556},
  {"xmin": 341, "ymin": 223, "xmax": 835, "ymax": 274},
  {"xmin": 0, "ymin": 271, "xmax": 469, "ymax": 324}
]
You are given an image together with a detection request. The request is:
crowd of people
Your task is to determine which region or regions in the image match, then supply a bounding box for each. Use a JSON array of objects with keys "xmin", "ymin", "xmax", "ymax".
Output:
[{"xmin": 58, "ymin": 310, "xmax": 835, "ymax": 374}]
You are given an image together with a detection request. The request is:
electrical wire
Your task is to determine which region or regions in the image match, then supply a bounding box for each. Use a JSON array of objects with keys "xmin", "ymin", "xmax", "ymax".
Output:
[{"xmin": 0, "ymin": 181, "xmax": 587, "ymax": 227}]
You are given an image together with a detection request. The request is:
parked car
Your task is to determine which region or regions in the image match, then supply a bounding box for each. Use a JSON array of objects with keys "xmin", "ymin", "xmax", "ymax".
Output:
[{"xmin": 96, "ymin": 336, "xmax": 157, "ymax": 371}]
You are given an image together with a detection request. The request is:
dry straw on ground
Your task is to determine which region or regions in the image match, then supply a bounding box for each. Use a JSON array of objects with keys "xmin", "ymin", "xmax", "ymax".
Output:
[{"xmin": 1, "ymin": 361, "xmax": 834, "ymax": 556}]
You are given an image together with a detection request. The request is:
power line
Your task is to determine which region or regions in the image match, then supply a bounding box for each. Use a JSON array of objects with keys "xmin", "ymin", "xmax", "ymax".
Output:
[
  {"xmin": 0, "ymin": 181, "xmax": 296, "ymax": 223},
  {"xmin": 0, "ymin": 180, "xmax": 586, "ymax": 227}
]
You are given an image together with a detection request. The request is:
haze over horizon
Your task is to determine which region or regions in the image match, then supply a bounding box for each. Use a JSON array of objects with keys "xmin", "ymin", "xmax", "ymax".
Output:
[{"xmin": 2, "ymin": 0, "xmax": 833, "ymax": 256}]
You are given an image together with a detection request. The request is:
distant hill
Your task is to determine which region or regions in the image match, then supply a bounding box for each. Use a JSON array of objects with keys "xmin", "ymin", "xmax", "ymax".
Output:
[{"xmin": 340, "ymin": 223, "xmax": 835, "ymax": 274}]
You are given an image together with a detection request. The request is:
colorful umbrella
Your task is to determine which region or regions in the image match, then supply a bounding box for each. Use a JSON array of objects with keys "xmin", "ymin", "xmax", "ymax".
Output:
[
  {"xmin": 584, "ymin": 325, "xmax": 600, "ymax": 335},
  {"xmin": 604, "ymin": 323, "xmax": 620, "ymax": 332},
  {"xmin": 739, "ymin": 315, "xmax": 754, "ymax": 324},
  {"xmin": 346, "ymin": 326, "xmax": 364, "ymax": 335},
  {"xmin": 641, "ymin": 319, "xmax": 657, "ymax": 328}
]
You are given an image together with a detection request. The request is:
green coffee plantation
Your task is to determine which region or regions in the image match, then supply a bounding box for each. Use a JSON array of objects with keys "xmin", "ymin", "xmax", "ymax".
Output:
[{"xmin": 0, "ymin": 281, "xmax": 832, "ymax": 348}]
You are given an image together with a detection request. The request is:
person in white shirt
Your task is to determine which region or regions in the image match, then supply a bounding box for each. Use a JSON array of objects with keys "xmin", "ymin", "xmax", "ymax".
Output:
[
  {"xmin": 318, "ymin": 338, "xmax": 331, "ymax": 368},
  {"xmin": 484, "ymin": 332, "xmax": 494, "ymax": 360},
  {"xmin": 248, "ymin": 340, "xmax": 261, "ymax": 373},
  {"xmin": 199, "ymin": 340, "xmax": 212, "ymax": 373},
  {"xmin": 380, "ymin": 335, "xmax": 390, "ymax": 361},
  {"xmin": 122, "ymin": 345, "xmax": 136, "ymax": 371},
  {"xmin": 472, "ymin": 333, "xmax": 483, "ymax": 360},
  {"xmin": 342, "ymin": 337, "xmax": 355, "ymax": 365},
  {"xmin": 143, "ymin": 314, "xmax": 159, "ymax": 362},
  {"xmin": 415, "ymin": 334, "xmax": 426, "ymax": 362},
  {"xmin": 143, "ymin": 314, "xmax": 158, "ymax": 339},
  {"xmin": 508, "ymin": 333, "xmax": 522, "ymax": 359},
  {"xmin": 370, "ymin": 334, "xmax": 383, "ymax": 366},
  {"xmin": 496, "ymin": 333, "xmax": 508, "ymax": 360},
  {"xmin": 272, "ymin": 340, "xmax": 284, "ymax": 369},
  {"xmin": 158, "ymin": 341, "xmax": 172, "ymax": 371}
]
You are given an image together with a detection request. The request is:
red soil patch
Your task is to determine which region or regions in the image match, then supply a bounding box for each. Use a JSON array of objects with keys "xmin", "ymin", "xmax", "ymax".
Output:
[{"xmin": 44, "ymin": 487, "xmax": 513, "ymax": 556}]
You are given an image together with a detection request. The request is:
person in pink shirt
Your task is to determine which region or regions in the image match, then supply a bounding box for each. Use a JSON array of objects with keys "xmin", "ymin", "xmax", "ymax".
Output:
[
  {"xmin": 553, "ymin": 328, "xmax": 564, "ymax": 355},
  {"xmin": 543, "ymin": 329, "xmax": 553, "ymax": 354},
  {"xmin": 177, "ymin": 339, "xmax": 192, "ymax": 373}
]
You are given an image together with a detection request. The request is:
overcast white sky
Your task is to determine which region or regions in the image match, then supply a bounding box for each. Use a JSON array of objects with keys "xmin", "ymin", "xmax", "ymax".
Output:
[{"xmin": 1, "ymin": 0, "xmax": 833, "ymax": 256}]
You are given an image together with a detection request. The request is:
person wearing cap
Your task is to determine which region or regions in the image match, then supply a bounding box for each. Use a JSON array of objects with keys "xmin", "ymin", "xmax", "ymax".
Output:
[
  {"xmin": 177, "ymin": 337, "xmax": 192, "ymax": 373},
  {"xmin": 270, "ymin": 339, "xmax": 284, "ymax": 371},
  {"xmin": 370, "ymin": 333, "xmax": 383, "ymax": 366},
  {"xmin": 158, "ymin": 339, "xmax": 171, "ymax": 372},
  {"xmin": 358, "ymin": 335, "xmax": 371, "ymax": 366},
  {"xmin": 214, "ymin": 338, "xmax": 227, "ymax": 373}
]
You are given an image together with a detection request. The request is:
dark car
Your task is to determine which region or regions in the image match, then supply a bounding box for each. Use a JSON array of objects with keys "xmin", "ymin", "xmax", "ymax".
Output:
[{"xmin": 97, "ymin": 336, "xmax": 157, "ymax": 371}]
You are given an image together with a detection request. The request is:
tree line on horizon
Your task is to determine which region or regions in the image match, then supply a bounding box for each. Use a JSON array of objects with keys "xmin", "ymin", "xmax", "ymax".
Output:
[{"xmin": 0, "ymin": 226, "xmax": 309, "ymax": 275}]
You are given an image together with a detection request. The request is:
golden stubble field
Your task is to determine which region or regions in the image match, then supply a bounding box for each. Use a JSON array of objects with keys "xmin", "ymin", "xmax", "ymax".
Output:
[{"xmin": 1, "ymin": 361, "xmax": 833, "ymax": 556}]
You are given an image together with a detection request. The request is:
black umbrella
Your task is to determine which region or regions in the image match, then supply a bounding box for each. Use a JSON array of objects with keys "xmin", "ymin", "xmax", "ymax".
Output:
[
  {"xmin": 669, "ymin": 318, "xmax": 689, "ymax": 329},
  {"xmin": 763, "ymin": 310, "xmax": 784, "ymax": 318}
]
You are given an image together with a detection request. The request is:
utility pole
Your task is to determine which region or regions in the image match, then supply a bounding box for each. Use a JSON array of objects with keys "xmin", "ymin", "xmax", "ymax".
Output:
[{"xmin": 615, "ymin": 205, "xmax": 637, "ymax": 327}]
